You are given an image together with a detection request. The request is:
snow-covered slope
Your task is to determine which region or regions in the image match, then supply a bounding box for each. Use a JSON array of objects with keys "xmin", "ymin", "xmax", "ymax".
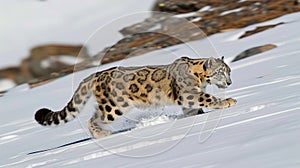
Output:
[{"xmin": 1, "ymin": 12, "xmax": 300, "ymax": 167}]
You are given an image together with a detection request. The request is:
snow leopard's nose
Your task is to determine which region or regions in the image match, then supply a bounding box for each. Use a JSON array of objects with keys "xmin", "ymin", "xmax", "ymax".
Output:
[{"xmin": 226, "ymin": 80, "xmax": 232, "ymax": 86}]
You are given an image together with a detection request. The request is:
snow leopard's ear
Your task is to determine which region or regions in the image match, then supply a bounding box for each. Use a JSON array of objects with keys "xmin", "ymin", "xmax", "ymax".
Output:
[
  {"xmin": 204, "ymin": 58, "xmax": 210, "ymax": 70},
  {"xmin": 204, "ymin": 57, "xmax": 218, "ymax": 70},
  {"xmin": 217, "ymin": 56, "xmax": 224, "ymax": 62}
]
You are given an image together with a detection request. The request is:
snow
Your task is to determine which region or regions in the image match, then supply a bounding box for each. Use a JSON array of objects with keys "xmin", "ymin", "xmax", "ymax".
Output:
[
  {"xmin": 190, "ymin": 17, "xmax": 202, "ymax": 22},
  {"xmin": 0, "ymin": 79, "xmax": 15, "ymax": 92},
  {"xmin": 175, "ymin": 12, "xmax": 198, "ymax": 18},
  {"xmin": 198, "ymin": 6, "xmax": 213, "ymax": 12},
  {"xmin": 220, "ymin": 7, "xmax": 245, "ymax": 16},
  {"xmin": 41, "ymin": 56, "xmax": 84, "ymax": 68},
  {"xmin": 174, "ymin": 12, "xmax": 202, "ymax": 22},
  {"xmin": 0, "ymin": 4, "xmax": 300, "ymax": 168}
]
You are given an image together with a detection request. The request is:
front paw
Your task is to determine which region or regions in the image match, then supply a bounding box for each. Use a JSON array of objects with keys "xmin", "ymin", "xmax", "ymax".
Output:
[
  {"xmin": 225, "ymin": 98, "xmax": 237, "ymax": 107},
  {"xmin": 93, "ymin": 130, "xmax": 112, "ymax": 139}
]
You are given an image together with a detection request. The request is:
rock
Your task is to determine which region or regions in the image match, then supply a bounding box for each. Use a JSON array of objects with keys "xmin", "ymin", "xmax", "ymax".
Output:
[
  {"xmin": 239, "ymin": 22, "xmax": 284, "ymax": 39},
  {"xmin": 0, "ymin": 44, "xmax": 90, "ymax": 87},
  {"xmin": 0, "ymin": 67, "xmax": 25, "ymax": 84},
  {"xmin": 231, "ymin": 44, "xmax": 277, "ymax": 62},
  {"xmin": 30, "ymin": 44, "xmax": 89, "ymax": 59}
]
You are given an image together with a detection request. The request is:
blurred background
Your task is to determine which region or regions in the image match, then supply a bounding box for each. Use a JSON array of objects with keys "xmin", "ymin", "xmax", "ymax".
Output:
[{"xmin": 1, "ymin": 0, "xmax": 299, "ymax": 93}]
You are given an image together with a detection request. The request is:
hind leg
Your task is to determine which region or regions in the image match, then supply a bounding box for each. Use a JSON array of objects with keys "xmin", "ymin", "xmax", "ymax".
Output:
[{"xmin": 88, "ymin": 113, "xmax": 111, "ymax": 139}]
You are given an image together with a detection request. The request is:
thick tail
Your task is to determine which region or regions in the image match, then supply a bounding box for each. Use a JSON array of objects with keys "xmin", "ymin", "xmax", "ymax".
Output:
[{"xmin": 35, "ymin": 74, "xmax": 95, "ymax": 126}]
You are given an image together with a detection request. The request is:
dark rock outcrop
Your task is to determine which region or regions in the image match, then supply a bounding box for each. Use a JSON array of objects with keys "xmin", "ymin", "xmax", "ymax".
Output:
[{"xmin": 232, "ymin": 44, "xmax": 277, "ymax": 62}]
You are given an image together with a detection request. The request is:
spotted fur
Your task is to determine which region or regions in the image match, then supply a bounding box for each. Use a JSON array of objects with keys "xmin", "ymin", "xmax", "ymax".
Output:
[{"xmin": 35, "ymin": 57, "xmax": 237, "ymax": 138}]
